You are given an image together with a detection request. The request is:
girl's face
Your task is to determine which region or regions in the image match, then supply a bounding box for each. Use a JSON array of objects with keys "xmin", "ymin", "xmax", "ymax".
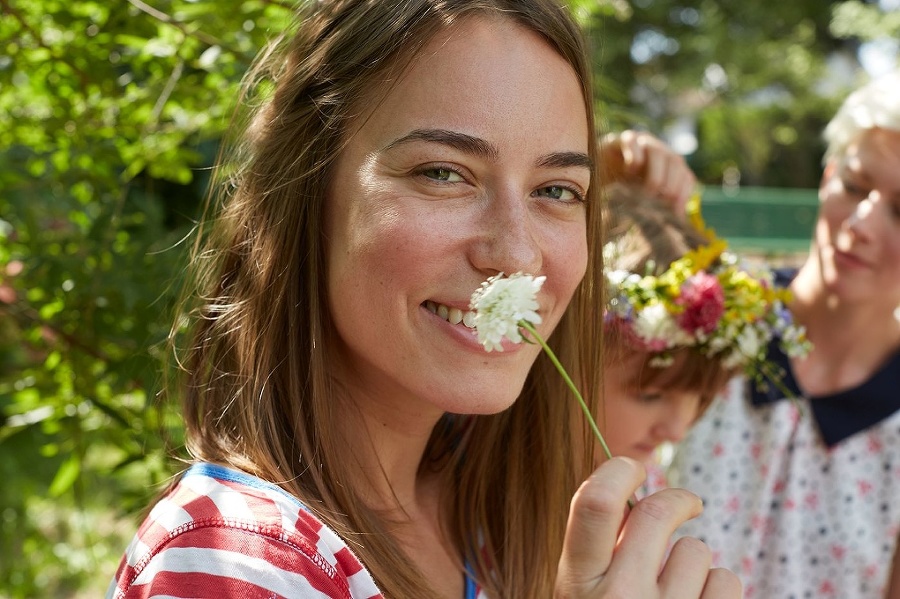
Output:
[
  {"xmin": 602, "ymin": 353, "xmax": 702, "ymax": 462},
  {"xmin": 324, "ymin": 16, "xmax": 590, "ymax": 422},
  {"xmin": 814, "ymin": 128, "xmax": 900, "ymax": 310}
]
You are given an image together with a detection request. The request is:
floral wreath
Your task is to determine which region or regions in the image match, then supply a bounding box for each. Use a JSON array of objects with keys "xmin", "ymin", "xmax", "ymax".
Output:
[{"xmin": 603, "ymin": 196, "xmax": 812, "ymax": 377}]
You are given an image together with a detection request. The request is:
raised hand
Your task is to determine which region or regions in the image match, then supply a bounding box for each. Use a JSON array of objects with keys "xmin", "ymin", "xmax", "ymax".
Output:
[{"xmin": 601, "ymin": 130, "xmax": 697, "ymax": 215}]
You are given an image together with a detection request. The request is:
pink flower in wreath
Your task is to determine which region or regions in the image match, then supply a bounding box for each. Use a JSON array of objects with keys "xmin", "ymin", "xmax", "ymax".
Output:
[
  {"xmin": 676, "ymin": 272, "xmax": 725, "ymax": 334},
  {"xmin": 604, "ymin": 314, "xmax": 652, "ymax": 351}
]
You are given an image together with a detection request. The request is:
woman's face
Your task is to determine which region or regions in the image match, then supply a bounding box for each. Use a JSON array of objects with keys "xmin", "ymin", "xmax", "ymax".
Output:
[
  {"xmin": 324, "ymin": 16, "xmax": 590, "ymax": 420},
  {"xmin": 602, "ymin": 352, "xmax": 702, "ymax": 462},
  {"xmin": 814, "ymin": 127, "xmax": 900, "ymax": 310}
]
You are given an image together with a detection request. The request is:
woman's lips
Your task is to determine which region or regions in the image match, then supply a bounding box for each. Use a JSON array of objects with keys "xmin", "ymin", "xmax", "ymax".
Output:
[
  {"xmin": 833, "ymin": 248, "xmax": 870, "ymax": 270},
  {"xmin": 422, "ymin": 302, "xmax": 524, "ymax": 353}
]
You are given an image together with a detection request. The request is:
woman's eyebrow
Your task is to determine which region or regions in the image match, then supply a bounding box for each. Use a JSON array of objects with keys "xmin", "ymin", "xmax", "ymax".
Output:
[
  {"xmin": 536, "ymin": 151, "xmax": 593, "ymax": 171},
  {"xmin": 385, "ymin": 128, "xmax": 499, "ymax": 161},
  {"xmin": 841, "ymin": 155, "xmax": 872, "ymax": 183},
  {"xmin": 385, "ymin": 128, "xmax": 593, "ymax": 172}
]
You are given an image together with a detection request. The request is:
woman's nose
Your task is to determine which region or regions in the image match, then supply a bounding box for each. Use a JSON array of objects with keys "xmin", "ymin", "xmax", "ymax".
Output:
[
  {"xmin": 844, "ymin": 190, "xmax": 884, "ymax": 238},
  {"xmin": 470, "ymin": 186, "xmax": 542, "ymax": 277}
]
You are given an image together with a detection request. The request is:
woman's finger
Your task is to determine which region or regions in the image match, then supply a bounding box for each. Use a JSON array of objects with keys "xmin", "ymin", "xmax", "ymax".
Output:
[
  {"xmin": 641, "ymin": 144, "xmax": 667, "ymax": 194},
  {"xmin": 700, "ymin": 568, "xmax": 743, "ymax": 598},
  {"xmin": 602, "ymin": 488, "xmax": 704, "ymax": 590},
  {"xmin": 672, "ymin": 167, "xmax": 696, "ymax": 213},
  {"xmin": 556, "ymin": 457, "xmax": 646, "ymax": 595},
  {"xmin": 657, "ymin": 536, "xmax": 713, "ymax": 598},
  {"xmin": 620, "ymin": 129, "xmax": 645, "ymax": 174}
]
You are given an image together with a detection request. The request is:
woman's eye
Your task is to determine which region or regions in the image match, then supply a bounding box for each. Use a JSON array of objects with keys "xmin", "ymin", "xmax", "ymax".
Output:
[
  {"xmin": 533, "ymin": 185, "xmax": 582, "ymax": 202},
  {"xmin": 420, "ymin": 167, "xmax": 463, "ymax": 183},
  {"xmin": 842, "ymin": 179, "xmax": 867, "ymax": 197}
]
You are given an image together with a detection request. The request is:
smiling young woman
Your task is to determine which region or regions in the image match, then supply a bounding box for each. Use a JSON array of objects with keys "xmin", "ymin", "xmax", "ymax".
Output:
[{"xmin": 105, "ymin": 2, "xmax": 739, "ymax": 598}]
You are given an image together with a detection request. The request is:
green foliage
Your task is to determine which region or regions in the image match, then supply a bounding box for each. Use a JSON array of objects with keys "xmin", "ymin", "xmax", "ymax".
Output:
[
  {"xmin": 588, "ymin": 0, "xmax": 898, "ymax": 187},
  {"xmin": 0, "ymin": 1, "xmax": 293, "ymax": 596},
  {"xmin": 831, "ymin": 0, "xmax": 900, "ymax": 41},
  {"xmin": 0, "ymin": 0, "xmax": 896, "ymax": 596}
]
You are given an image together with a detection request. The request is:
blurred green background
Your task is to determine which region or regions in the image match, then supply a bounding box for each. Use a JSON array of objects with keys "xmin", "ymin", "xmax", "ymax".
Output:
[{"xmin": 1, "ymin": 0, "xmax": 897, "ymax": 596}]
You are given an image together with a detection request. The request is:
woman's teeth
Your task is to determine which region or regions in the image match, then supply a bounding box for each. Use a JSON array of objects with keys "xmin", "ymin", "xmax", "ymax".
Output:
[{"xmin": 425, "ymin": 301, "xmax": 476, "ymax": 328}]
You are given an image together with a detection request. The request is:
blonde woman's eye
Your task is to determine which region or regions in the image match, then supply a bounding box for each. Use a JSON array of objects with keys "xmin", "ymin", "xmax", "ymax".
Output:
[
  {"xmin": 421, "ymin": 167, "xmax": 463, "ymax": 182},
  {"xmin": 842, "ymin": 180, "xmax": 867, "ymax": 197},
  {"xmin": 534, "ymin": 185, "xmax": 582, "ymax": 202}
]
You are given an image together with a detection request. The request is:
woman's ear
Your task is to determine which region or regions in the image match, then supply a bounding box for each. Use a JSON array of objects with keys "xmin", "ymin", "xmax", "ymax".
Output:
[
  {"xmin": 820, "ymin": 159, "xmax": 837, "ymax": 189},
  {"xmin": 818, "ymin": 159, "xmax": 839, "ymax": 202}
]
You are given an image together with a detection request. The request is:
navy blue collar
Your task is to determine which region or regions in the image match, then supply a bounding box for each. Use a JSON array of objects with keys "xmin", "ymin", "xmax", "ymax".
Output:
[
  {"xmin": 748, "ymin": 267, "xmax": 900, "ymax": 447},
  {"xmin": 749, "ymin": 335, "xmax": 900, "ymax": 447}
]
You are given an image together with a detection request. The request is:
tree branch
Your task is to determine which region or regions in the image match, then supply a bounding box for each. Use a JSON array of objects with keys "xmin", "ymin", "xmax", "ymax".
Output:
[
  {"xmin": 256, "ymin": 0, "xmax": 297, "ymax": 11},
  {"xmin": 126, "ymin": 0, "xmax": 251, "ymax": 61},
  {"xmin": 0, "ymin": 301, "xmax": 113, "ymax": 364}
]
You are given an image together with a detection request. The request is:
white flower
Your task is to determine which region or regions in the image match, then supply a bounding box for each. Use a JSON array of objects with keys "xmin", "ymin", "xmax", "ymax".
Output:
[
  {"xmin": 721, "ymin": 350, "xmax": 745, "ymax": 369},
  {"xmin": 781, "ymin": 324, "xmax": 812, "ymax": 357},
  {"xmin": 470, "ymin": 272, "xmax": 545, "ymax": 352},
  {"xmin": 633, "ymin": 304, "xmax": 691, "ymax": 348},
  {"xmin": 736, "ymin": 325, "xmax": 761, "ymax": 359},
  {"xmin": 605, "ymin": 269, "xmax": 630, "ymax": 286},
  {"xmin": 602, "ymin": 241, "xmax": 619, "ymax": 264},
  {"xmin": 706, "ymin": 323, "xmax": 738, "ymax": 354},
  {"xmin": 649, "ymin": 354, "xmax": 675, "ymax": 368}
]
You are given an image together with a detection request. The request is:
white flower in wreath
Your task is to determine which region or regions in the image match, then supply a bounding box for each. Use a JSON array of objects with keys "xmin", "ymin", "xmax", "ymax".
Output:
[
  {"xmin": 736, "ymin": 325, "xmax": 762, "ymax": 360},
  {"xmin": 633, "ymin": 304, "xmax": 691, "ymax": 348},
  {"xmin": 606, "ymin": 269, "xmax": 630, "ymax": 286}
]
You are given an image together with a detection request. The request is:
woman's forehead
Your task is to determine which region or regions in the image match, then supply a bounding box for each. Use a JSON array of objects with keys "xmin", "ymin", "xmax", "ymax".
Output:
[{"xmin": 346, "ymin": 16, "xmax": 589, "ymax": 156}]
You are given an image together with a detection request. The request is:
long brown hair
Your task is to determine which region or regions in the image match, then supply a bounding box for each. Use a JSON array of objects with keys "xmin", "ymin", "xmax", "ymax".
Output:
[{"xmin": 171, "ymin": 1, "xmax": 604, "ymax": 596}]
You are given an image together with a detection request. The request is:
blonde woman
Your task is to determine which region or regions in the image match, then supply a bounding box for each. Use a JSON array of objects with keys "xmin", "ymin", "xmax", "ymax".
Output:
[{"xmin": 671, "ymin": 70, "xmax": 900, "ymax": 599}]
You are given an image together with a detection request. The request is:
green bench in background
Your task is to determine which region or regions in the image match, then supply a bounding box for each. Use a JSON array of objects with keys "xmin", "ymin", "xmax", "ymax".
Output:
[{"xmin": 699, "ymin": 186, "xmax": 819, "ymax": 255}]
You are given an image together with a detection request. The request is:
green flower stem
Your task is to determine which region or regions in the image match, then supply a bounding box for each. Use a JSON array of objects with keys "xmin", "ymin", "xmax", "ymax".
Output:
[
  {"xmin": 519, "ymin": 321, "xmax": 614, "ymax": 461},
  {"xmin": 755, "ymin": 360, "xmax": 805, "ymax": 416},
  {"xmin": 520, "ymin": 320, "xmax": 636, "ymax": 510}
]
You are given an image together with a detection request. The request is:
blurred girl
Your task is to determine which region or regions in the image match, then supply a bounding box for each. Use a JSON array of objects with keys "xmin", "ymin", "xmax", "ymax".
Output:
[{"xmin": 600, "ymin": 183, "xmax": 809, "ymax": 473}]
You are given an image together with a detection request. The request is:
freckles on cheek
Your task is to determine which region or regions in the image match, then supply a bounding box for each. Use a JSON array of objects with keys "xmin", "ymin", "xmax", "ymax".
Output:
[{"xmin": 351, "ymin": 212, "xmax": 424, "ymax": 285}]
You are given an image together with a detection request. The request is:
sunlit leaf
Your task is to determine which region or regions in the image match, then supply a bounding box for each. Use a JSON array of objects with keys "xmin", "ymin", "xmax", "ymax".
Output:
[{"xmin": 47, "ymin": 454, "xmax": 80, "ymax": 497}]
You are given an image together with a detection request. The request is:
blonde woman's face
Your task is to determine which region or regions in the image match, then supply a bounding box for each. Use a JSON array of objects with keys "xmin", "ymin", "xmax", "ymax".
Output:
[
  {"xmin": 602, "ymin": 353, "xmax": 702, "ymax": 462},
  {"xmin": 815, "ymin": 127, "xmax": 900, "ymax": 309},
  {"xmin": 323, "ymin": 16, "xmax": 590, "ymax": 422}
]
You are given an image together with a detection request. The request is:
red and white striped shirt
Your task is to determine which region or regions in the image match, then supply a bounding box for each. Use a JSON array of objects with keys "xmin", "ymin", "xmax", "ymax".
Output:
[{"xmin": 107, "ymin": 463, "xmax": 386, "ymax": 599}]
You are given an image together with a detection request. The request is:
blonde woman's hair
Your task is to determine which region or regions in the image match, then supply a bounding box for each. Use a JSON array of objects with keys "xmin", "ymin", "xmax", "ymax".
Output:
[
  {"xmin": 823, "ymin": 69, "xmax": 900, "ymax": 164},
  {"xmin": 170, "ymin": 1, "xmax": 605, "ymax": 597}
]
